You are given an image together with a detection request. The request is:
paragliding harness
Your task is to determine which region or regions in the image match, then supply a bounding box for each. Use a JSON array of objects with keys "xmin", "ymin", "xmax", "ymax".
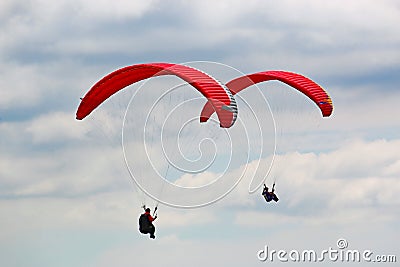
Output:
[
  {"xmin": 262, "ymin": 183, "xmax": 279, "ymax": 202},
  {"xmin": 138, "ymin": 166, "xmax": 163, "ymax": 238},
  {"xmin": 139, "ymin": 205, "xmax": 157, "ymax": 234}
]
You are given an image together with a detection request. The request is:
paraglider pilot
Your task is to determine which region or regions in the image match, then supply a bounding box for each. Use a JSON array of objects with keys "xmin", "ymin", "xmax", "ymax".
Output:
[
  {"xmin": 139, "ymin": 207, "xmax": 157, "ymax": 239},
  {"xmin": 262, "ymin": 183, "xmax": 279, "ymax": 202}
]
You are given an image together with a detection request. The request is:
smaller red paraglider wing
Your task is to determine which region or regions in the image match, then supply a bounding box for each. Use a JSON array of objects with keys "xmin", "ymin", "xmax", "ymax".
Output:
[
  {"xmin": 200, "ymin": 70, "xmax": 333, "ymax": 123},
  {"xmin": 77, "ymin": 63, "xmax": 237, "ymax": 128}
]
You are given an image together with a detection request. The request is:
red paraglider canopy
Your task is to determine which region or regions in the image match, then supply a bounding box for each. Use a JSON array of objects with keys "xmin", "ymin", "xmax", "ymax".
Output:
[
  {"xmin": 200, "ymin": 70, "xmax": 333, "ymax": 123},
  {"xmin": 76, "ymin": 63, "xmax": 238, "ymax": 128}
]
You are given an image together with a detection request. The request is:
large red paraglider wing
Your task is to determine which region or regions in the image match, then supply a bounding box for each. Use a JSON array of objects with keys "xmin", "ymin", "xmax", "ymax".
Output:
[
  {"xmin": 76, "ymin": 63, "xmax": 237, "ymax": 128},
  {"xmin": 200, "ymin": 70, "xmax": 333, "ymax": 123}
]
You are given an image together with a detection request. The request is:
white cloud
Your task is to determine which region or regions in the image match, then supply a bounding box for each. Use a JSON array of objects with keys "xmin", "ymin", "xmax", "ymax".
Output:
[
  {"xmin": 91, "ymin": 235, "xmax": 256, "ymax": 267},
  {"xmin": 318, "ymin": 139, "xmax": 400, "ymax": 179},
  {"xmin": 0, "ymin": 0, "xmax": 156, "ymax": 23},
  {"xmin": 156, "ymin": 208, "xmax": 217, "ymax": 228},
  {"xmin": 0, "ymin": 64, "xmax": 44, "ymax": 109},
  {"xmin": 26, "ymin": 112, "xmax": 89, "ymax": 143},
  {"xmin": 72, "ymin": 0, "xmax": 157, "ymax": 20},
  {"xmin": 174, "ymin": 171, "xmax": 220, "ymax": 187},
  {"xmin": 1, "ymin": 0, "xmax": 399, "ymax": 81},
  {"xmin": 0, "ymin": 139, "xmax": 128, "ymax": 198}
]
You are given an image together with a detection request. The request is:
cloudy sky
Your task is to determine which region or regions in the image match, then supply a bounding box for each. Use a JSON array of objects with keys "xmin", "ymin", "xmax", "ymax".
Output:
[{"xmin": 1, "ymin": 0, "xmax": 399, "ymax": 266}]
